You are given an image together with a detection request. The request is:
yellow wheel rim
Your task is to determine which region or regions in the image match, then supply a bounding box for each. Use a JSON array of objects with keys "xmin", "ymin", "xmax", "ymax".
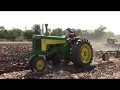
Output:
[
  {"xmin": 36, "ymin": 60, "xmax": 44, "ymax": 70},
  {"xmin": 80, "ymin": 44, "xmax": 92, "ymax": 64}
]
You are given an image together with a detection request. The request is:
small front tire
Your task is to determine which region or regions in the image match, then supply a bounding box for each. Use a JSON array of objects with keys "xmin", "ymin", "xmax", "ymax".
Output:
[{"xmin": 32, "ymin": 56, "xmax": 46, "ymax": 72}]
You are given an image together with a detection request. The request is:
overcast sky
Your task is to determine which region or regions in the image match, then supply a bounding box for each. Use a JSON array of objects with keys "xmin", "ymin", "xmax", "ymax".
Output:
[{"xmin": 0, "ymin": 11, "xmax": 120, "ymax": 35}]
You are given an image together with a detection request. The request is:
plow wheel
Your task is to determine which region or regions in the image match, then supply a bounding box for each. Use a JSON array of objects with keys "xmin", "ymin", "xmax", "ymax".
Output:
[
  {"xmin": 102, "ymin": 53, "xmax": 109, "ymax": 61},
  {"xmin": 30, "ymin": 56, "xmax": 46, "ymax": 72},
  {"xmin": 71, "ymin": 39, "xmax": 93, "ymax": 68}
]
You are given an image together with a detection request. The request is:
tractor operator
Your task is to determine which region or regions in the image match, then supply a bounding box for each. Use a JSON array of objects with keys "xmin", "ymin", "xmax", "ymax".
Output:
[
  {"xmin": 66, "ymin": 28, "xmax": 76, "ymax": 39},
  {"xmin": 66, "ymin": 28, "xmax": 76, "ymax": 46}
]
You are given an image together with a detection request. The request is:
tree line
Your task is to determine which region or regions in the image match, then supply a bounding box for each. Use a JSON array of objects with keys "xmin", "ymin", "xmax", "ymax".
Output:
[{"xmin": 0, "ymin": 24, "xmax": 120, "ymax": 42}]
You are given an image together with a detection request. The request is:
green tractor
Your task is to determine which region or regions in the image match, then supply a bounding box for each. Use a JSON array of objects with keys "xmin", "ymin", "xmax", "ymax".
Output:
[{"xmin": 26, "ymin": 24, "xmax": 93, "ymax": 72}]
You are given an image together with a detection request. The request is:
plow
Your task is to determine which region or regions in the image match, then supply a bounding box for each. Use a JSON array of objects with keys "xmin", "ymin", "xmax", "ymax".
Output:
[{"xmin": 93, "ymin": 48, "xmax": 120, "ymax": 61}]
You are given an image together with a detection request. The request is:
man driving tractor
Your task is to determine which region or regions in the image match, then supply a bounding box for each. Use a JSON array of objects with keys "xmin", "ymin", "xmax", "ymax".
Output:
[
  {"xmin": 66, "ymin": 28, "xmax": 76, "ymax": 47},
  {"xmin": 66, "ymin": 28, "xmax": 76, "ymax": 39}
]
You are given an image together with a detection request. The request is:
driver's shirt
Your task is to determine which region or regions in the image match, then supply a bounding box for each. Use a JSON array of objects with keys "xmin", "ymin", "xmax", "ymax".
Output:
[{"xmin": 69, "ymin": 32, "xmax": 76, "ymax": 38}]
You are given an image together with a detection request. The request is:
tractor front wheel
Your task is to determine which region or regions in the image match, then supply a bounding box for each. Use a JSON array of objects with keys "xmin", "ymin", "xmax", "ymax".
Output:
[
  {"xmin": 71, "ymin": 39, "xmax": 93, "ymax": 68},
  {"xmin": 30, "ymin": 56, "xmax": 46, "ymax": 72}
]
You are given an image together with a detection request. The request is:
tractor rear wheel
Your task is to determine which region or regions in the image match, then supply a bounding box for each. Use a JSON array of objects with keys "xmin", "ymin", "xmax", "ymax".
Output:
[
  {"xmin": 32, "ymin": 56, "xmax": 46, "ymax": 72},
  {"xmin": 71, "ymin": 39, "xmax": 93, "ymax": 68}
]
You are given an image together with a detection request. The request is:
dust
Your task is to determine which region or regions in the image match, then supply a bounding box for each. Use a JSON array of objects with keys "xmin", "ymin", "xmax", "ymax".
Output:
[{"xmin": 90, "ymin": 40, "xmax": 118, "ymax": 51}]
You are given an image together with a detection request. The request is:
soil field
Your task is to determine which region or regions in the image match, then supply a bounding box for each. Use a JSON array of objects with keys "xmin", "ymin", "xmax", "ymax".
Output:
[{"xmin": 0, "ymin": 41, "xmax": 120, "ymax": 79}]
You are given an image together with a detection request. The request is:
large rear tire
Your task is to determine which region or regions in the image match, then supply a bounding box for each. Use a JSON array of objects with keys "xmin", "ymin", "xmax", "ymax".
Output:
[{"xmin": 71, "ymin": 39, "xmax": 93, "ymax": 68}]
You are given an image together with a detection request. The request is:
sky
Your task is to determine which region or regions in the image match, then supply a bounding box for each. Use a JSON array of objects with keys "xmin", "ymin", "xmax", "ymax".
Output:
[{"xmin": 0, "ymin": 11, "xmax": 120, "ymax": 35}]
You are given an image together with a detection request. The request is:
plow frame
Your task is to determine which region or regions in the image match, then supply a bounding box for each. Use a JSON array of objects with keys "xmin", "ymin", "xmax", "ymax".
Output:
[{"xmin": 93, "ymin": 49, "xmax": 120, "ymax": 61}]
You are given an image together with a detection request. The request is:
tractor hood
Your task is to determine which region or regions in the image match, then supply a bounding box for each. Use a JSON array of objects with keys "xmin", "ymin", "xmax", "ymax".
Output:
[
  {"xmin": 33, "ymin": 35, "xmax": 67, "ymax": 40},
  {"xmin": 32, "ymin": 35, "xmax": 67, "ymax": 52}
]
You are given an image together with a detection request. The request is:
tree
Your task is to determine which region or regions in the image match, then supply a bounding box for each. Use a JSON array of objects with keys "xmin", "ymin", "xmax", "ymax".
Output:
[
  {"xmin": 94, "ymin": 25, "xmax": 107, "ymax": 40},
  {"xmin": 11, "ymin": 28, "xmax": 22, "ymax": 38},
  {"xmin": 7, "ymin": 30, "xmax": 16, "ymax": 39},
  {"xmin": 104, "ymin": 31, "xmax": 115, "ymax": 39},
  {"xmin": 75, "ymin": 29, "xmax": 82, "ymax": 36},
  {"xmin": 0, "ymin": 26, "xmax": 5, "ymax": 31},
  {"xmin": 51, "ymin": 28, "xmax": 63, "ymax": 36},
  {"xmin": 23, "ymin": 30, "xmax": 34, "ymax": 39},
  {"xmin": 0, "ymin": 26, "xmax": 7, "ymax": 39},
  {"xmin": 32, "ymin": 24, "xmax": 41, "ymax": 35}
]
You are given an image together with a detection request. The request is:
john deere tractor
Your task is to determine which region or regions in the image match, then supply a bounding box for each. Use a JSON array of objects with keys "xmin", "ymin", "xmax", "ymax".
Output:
[{"xmin": 26, "ymin": 24, "xmax": 93, "ymax": 72}]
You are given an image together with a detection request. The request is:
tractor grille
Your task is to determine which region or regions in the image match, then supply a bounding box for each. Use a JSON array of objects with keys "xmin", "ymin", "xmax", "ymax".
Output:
[{"xmin": 33, "ymin": 38, "xmax": 41, "ymax": 51}]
